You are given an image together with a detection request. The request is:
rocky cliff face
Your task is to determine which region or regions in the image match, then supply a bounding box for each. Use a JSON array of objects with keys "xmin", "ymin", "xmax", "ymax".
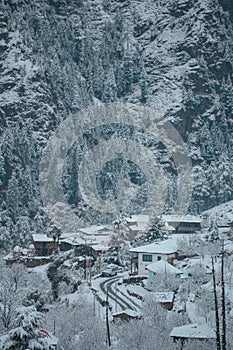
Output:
[{"xmin": 0, "ymin": 0, "xmax": 232, "ymax": 247}]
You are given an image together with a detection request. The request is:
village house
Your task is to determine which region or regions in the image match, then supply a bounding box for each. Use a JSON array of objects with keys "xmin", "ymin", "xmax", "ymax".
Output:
[
  {"xmin": 32, "ymin": 234, "xmax": 55, "ymax": 256},
  {"xmin": 162, "ymin": 215, "xmax": 202, "ymax": 234},
  {"xmin": 4, "ymin": 244, "xmax": 51, "ymax": 267},
  {"xmin": 5, "ymin": 224, "xmax": 113, "ymax": 267},
  {"xmin": 59, "ymin": 238, "xmax": 99, "ymax": 257},
  {"xmin": 60, "ymin": 226, "xmax": 112, "ymax": 256},
  {"xmin": 112, "ymin": 309, "xmax": 140, "ymax": 322},
  {"xmin": 124, "ymin": 215, "xmax": 149, "ymax": 236},
  {"xmin": 32, "ymin": 232, "xmax": 105, "ymax": 267},
  {"xmin": 155, "ymin": 292, "xmax": 175, "ymax": 311},
  {"xmin": 146, "ymin": 260, "xmax": 183, "ymax": 279},
  {"xmin": 170, "ymin": 323, "xmax": 216, "ymax": 347},
  {"xmin": 145, "ymin": 260, "xmax": 183, "ymax": 292},
  {"xmin": 112, "ymin": 214, "xmax": 150, "ymax": 240},
  {"xmin": 77, "ymin": 224, "xmax": 113, "ymax": 240},
  {"xmin": 32, "ymin": 225, "xmax": 112, "ymax": 258},
  {"xmin": 129, "ymin": 236, "xmax": 180, "ymax": 275}
]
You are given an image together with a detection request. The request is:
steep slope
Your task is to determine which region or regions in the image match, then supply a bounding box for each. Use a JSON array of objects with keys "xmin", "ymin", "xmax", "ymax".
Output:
[
  {"xmin": 0, "ymin": 0, "xmax": 232, "ymax": 247},
  {"xmin": 203, "ymin": 199, "xmax": 233, "ymax": 226}
]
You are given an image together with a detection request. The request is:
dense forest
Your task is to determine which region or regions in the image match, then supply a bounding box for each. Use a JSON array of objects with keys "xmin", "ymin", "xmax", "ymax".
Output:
[{"xmin": 0, "ymin": 0, "xmax": 232, "ymax": 248}]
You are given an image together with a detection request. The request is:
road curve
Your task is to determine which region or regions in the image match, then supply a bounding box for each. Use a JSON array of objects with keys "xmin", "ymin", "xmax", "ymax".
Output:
[{"xmin": 99, "ymin": 277, "xmax": 135, "ymax": 311}]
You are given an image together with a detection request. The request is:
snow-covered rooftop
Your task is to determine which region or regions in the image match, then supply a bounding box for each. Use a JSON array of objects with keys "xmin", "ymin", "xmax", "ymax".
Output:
[
  {"xmin": 90, "ymin": 244, "xmax": 109, "ymax": 251},
  {"xmin": 13, "ymin": 245, "xmax": 21, "ymax": 251},
  {"xmin": 129, "ymin": 223, "xmax": 148, "ymax": 232},
  {"xmin": 130, "ymin": 235, "xmax": 184, "ymax": 254},
  {"xmin": 170, "ymin": 323, "xmax": 216, "ymax": 339},
  {"xmin": 155, "ymin": 292, "xmax": 174, "ymax": 303},
  {"xmin": 146, "ymin": 260, "xmax": 182, "ymax": 274},
  {"xmin": 125, "ymin": 215, "xmax": 149, "ymax": 231},
  {"xmin": 165, "ymin": 224, "xmax": 175, "ymax": 231},
  {"xmin": 112, "ymin": 308, "xmax": 139, "ymax": 318},
  {"xmin": 162, "ymin": 215, "xmax": 202, "ymax": 223},
  {"xmin": 125, "ymin": 215, "xmax": 149, "ymax": 223},
  {"xmin": 32, "ymin": 234, "xmax": 54, "ymax": 243},
  {"xmin": 60, "ymin": 232, "xmax": 111, "ymax": 250},
  {"xmin": 78, "ymin": 225, "xmax": 113, "ymax": 236}
]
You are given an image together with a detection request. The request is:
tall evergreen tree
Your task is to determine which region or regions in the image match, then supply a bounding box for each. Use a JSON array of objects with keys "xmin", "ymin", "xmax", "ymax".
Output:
[
  {"xmin": 140, "ymin": 216, "xmax": 168, "ymax": 244},
  {"xmin": 208, "ymin": 216, "xmax": 219, "ymax": 242}
]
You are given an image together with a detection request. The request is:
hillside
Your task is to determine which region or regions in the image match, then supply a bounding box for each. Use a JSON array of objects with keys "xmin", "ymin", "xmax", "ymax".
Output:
[{"xmin": 0, "ymin": 0, "xmax": 232, "ymax": 247}]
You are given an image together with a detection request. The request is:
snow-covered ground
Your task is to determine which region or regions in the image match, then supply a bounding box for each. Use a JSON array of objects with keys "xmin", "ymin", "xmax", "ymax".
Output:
[{"xmin": 203, "ymin": 200, "xmax": 233, "ymax": 226}]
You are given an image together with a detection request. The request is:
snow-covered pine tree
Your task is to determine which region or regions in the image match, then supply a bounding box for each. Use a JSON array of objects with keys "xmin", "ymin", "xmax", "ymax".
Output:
[
  {"xmin": 220, "ymin": 74, "xmax": 233, "ymax": 120},
  {"xmin": 47, "ymin": 257, "xmax": 64, "ymax": 302},
  {"xmin": 102, "ymin": 68, "xmax": 117, "ymax": 102},
  {"xmin": 47, "ymin": 254, "xmax": 74, "ymax": 301},
  {"xmin": 139, "ymin": 216, "xmax": 168, "ymax": 244},
  {"xmin": 6, "ymin": 171, "xmax": 20, "ymax": 224},
  {"xmin": 0, "ymin": 152, "xmax": 6, "ymax": 188},
  {"xmin": 15, "ymin": 216, "xmax": 31, "ymax": 247},
  {"xmin": 217, "ymin": 152, "xmax": 232, "ymax": 203},
  {"xmin": 1, "ymin": 306, "xmax": 50, "ymax": 350},
  {"xmin": 208, "ymin": 216, "xmax": 220, "ymax": 242}
]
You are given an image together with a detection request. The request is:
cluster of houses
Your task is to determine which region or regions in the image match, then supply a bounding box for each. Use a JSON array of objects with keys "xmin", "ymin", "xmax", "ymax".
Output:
[
  {"xmin": 4, "ymin": 213, "xmax": 232, "ymax": 348},
  {"xmin": 4, "ymin": 214, "xmax": 150, "ymax": 266},
  {"xmin": 4, "ymin": 214, "xmax": 203, "ymax": 268},
  {"xmin": 7, "ymin": 213, "xmax": 232, "ymax": 279},
  {"xmin": 129, "ymin": 214, "xmax": 202, "ymax": 277},
  {"xmin": 5, "ymin": 215, "xmax": 201, "ymax": 264}
]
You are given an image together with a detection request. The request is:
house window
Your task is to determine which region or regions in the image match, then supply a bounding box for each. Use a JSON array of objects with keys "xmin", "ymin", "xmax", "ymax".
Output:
[
  {"xmin": 142, "ymin": 254, "xmax": 152, "ymax": 262},
  {"xmin": 157, "ymin": 256, "xmax": 161, "ymax": 261}
]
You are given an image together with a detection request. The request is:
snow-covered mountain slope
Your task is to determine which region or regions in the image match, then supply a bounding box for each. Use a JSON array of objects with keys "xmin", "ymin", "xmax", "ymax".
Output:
[
  {"xmin": 0, "ymin": 0, "xmax": 232, "ymax": 247},
  {"xmin": 203, "ymin": 200, "xmax": 233, "ymax": 226}
]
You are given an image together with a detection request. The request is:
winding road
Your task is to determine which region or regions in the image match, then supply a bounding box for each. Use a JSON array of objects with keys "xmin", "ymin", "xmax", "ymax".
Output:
[{"xmin": 99, "ymin": 277, "xmax": 137, "ymax": 312}]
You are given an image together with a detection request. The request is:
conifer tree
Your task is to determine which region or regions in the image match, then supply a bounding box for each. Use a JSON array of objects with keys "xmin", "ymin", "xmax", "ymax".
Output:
[
  {"xmin": 1, "ymin": 306, "xmax": 50, "ymax": 350},
  {"xmin": 208, "ymin": 216, "xmax": 219, "ymax": 242},
  {"xmin": 140, "ymin": 216, "xmax": 168, "ymax": 244}
]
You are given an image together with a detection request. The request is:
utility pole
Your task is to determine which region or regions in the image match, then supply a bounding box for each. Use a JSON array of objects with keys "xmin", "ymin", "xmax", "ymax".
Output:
[
  {"xmin": 115, "ymin": 282, "xmax": 118, "ymax": 313},
  {"xmin": 211, "ymin": 257, "xmax": 221, "ymax": 350},
  {"xmin": 106, "ymin": 288, "xmax": 111, "ymax": 347},
  {"xmin": 84, "ymin": 254, "xmax": 87, "ymax": 282},
  {"xmin": 82, "ymin": 238, "xmax": 87, "ymax": 282},
  {"xmin": 89, "ymin": 260, "xmax": 92, "ymax": 286},
  {"xmin": 93, "ymin": 293, "xmax": 96, "ymax": 316},
  {"xmin": 179, "ymin": 338, "xmax": 185, "ymax": 350},
  {"xmin": 221, "ymin": 241, "xmax": 226, "ymax": 350}
]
